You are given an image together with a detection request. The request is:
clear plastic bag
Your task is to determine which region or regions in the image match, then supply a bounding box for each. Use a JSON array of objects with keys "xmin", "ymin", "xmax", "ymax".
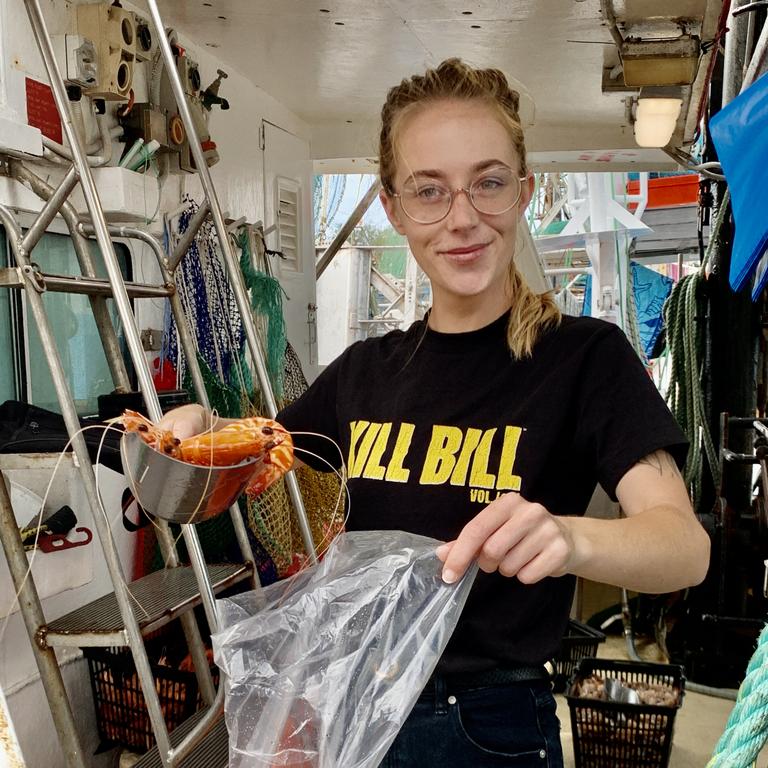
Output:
[{"xmin": 213, "ymin": 530, "xmax": 477, "ymax": 767}]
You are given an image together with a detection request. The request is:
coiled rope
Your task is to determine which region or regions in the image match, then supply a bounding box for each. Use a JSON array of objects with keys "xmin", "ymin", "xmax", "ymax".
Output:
[
  {"xmin": 708, "ymin": 622, "xmax": 768, "ymax": 767},
  {"xmin": 662, "ymin": 190, "xmax": 730, "ymax": 501}
]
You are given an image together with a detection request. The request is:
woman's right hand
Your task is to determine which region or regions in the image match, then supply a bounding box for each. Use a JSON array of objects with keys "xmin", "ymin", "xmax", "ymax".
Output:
[{"xmin": 156, "ymin": 403, "xmax": 209, "ymax": 440}]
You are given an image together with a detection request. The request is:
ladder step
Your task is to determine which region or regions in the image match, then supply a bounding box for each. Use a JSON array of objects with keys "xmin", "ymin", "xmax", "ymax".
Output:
[
  {"xmin": 133, "ymin": 708, "xmax": 228, "ymax": 768},
  {"xmin": 42, "ymin": 563, "xmax": 251, "ymax": 647}
]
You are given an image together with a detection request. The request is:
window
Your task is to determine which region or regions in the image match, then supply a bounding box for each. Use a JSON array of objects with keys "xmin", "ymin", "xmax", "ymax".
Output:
[
  {"xmin": 276, "ymin": 176, "xmax": 301, "ymax": 272},
  {"xmin": 0, "ymin": 226, "xmax": 131, "ymax": 416}
]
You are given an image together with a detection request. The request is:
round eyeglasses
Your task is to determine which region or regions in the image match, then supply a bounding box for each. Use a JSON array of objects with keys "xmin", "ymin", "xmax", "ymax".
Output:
[{"xmin": 391, "ymin": 166, "xmax": 528, "ymax": 225}]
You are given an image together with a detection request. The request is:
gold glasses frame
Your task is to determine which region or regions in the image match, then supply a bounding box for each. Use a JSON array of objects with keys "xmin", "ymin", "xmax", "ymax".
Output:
[{"xmin": 390, "ymin": 168, "xmax": 529, "ymax": 225}]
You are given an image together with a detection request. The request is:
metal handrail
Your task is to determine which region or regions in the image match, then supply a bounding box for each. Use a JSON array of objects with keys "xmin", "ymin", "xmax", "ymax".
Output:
[
  {"xmin": 145, "ymin": 0, "xmax": 317, "ymax": 570},
  {"xmin": 19, "ymin": 0, "xmax": 217, "ymax": 759}
]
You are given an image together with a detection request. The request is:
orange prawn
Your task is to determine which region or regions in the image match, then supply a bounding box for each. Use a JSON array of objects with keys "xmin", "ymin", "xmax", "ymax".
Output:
[{"xmin": 118, "ymin": 410, "xmax": 294, "ymax": 495}]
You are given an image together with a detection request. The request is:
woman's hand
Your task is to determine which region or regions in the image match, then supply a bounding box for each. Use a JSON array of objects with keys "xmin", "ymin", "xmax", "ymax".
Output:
[
  {"xmin": 436, "ymin": 493, "xmax": 575, "ymax": 585},
  {"xmin": 156, "ymin": 403, "xmax": 209, "ymax": 440},
  {"xmin": 437, "ymin": 450, "xmax": 711, "ymax": 594}
]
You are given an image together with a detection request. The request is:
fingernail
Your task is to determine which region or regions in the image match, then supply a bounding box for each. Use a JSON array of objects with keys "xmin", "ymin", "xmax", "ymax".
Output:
[{"xmin": 442, "ymin": 568, "xmax": 457, "ymax": 584}]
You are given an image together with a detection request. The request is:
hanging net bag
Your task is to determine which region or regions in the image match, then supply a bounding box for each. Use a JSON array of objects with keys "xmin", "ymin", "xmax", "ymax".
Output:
[{"xmin": 237, "ymin": 227, "xmax": 344, "ymax": 576}]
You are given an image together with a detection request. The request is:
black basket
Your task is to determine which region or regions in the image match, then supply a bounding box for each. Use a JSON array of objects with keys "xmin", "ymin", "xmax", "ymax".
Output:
[
  {"xmin": 566, "ymin": 658, "xmax": 685, "ymax": 768},
  {"xmin": 552, "ymin": 619, "xmax": 606, "ymax": 693},
  {"xmin": 84, "ymin": 645, "xmax": 212, "ymax": 754}
]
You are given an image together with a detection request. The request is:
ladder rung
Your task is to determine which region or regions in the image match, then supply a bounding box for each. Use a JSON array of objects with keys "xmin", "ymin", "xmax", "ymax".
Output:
[
  {"xmin": 42, "ymin": 563, "xmax": 251, "ymax": 648},
  {"xmin": 133, "ymin": 708, "xmax": 228, "ymax": 768},
  {"xmin": 0, "ymin": 267, "xmax": 173, "ymax": 298}
]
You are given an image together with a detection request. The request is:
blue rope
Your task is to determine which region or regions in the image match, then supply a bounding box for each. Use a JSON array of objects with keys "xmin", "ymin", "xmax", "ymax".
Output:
[{"xmin": 708, "ymin": 623, "xmax": 768, "ymax": 767}]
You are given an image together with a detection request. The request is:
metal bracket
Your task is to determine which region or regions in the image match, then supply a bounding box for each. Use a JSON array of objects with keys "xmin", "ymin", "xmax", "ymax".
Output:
[
  {"xmin": 764, "ymin": 559, "xmax": 768, "ymax": 598},
  {"xmin": 21, "ymin": 263, "xmax": 46, "ymax": 293},
  {"xmin": 38, "ymin": 526, "xmax": 93, "ymax": 553}
]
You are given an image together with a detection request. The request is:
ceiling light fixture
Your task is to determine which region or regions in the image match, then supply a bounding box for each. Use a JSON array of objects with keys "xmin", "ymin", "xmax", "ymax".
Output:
[{"xmin": 633, "ymin": 97, "xmax": 682, "ymax": 147}]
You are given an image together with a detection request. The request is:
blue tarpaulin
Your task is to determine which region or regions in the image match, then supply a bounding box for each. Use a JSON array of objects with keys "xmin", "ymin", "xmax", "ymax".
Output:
[
  {"xmin": 581, "ymin": 262, "xmax": 673, "ymax": 359},
  {"xmin": 709, "ymin": 72, "xmax": 768, "ymax": 297},
  {"xmin": 630, "ymin": 261, "xmax": 674, "ymax": 358}
]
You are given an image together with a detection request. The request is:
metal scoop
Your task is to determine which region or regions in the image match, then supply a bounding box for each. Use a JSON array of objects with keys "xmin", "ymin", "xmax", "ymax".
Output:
[
  {"xmin": 605, "ymin": 677, "xmax": 641, "ymax": 704},
  {"xmin": 120, "ymin": 431, "xmax": 263, "ymax": 524}
]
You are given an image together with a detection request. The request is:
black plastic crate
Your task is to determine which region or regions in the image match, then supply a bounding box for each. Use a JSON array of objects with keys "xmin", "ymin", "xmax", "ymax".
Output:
[
  {"xmin": 552, "ymin": 619, "xmax": 606, "ymax": 693},
  {"xmin": 566, "ymin": 658, "xmax": 685, "ymax": 768},
  {"xmin": 84, "ymin": 645, "xmax": 213, "ymax": 754}
]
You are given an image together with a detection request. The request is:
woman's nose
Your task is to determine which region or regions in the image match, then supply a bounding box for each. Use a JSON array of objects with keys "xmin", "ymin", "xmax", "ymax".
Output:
[{"xmin": 445, "ymin": 188, "xmax": 479, "ymax": 229}]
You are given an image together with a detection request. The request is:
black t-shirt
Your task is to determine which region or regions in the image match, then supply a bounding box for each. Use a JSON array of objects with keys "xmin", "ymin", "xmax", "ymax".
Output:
[{"xmin": 277, "ymin": 312, "xmax": 687, "ymax": 673}]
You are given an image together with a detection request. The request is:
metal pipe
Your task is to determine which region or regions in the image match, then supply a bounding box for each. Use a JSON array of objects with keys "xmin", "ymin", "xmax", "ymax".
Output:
[
  {"xmin": 743, "ymin": 9, "xmax": 757, "ymax": 81},
  {"xmin": 723, "ymin": 0, "xmax": 750, "ymax": 105},
  {"xmin": 599, "ymin": 0, "xmax": 625, "ymax": 50},
  {"xmin": 742, "ymin": 14, "xmax": 768, "ymax": 90},
  {"xmin": 0, "ymin": 268, "xmax": 173, "ymax": 298},
  {"xmin": 20, "ymin": 3, "xmax": 204, "ymax": 758},
  {"xmin": 41, "ymin": 113, "xmax": 116, "ymax": 166},
  {"xmin": 168, "ymin": 200, "xmax": 211, "ymax": 272},
  {"xmin": 0, "ymin": 471, "xmax": 88, "ymax": 768},
  {"xmin": 544, "ymin": 267, "xmax": 592, "ymax": 276},
  {"xmin": 8, "ymin": 160, "xmax": 131, "ymax": 391},
  {"xmin": 633, "ymin": 172, "xmax": 649, "ymax": 221},
  {"xmin": 733, "ymin": 0, "xmax": 768, "ymax": 15},
  {"xmin": 316, "ymin": 180, "xmax": 381, "ymax": 278},
  {"xmin": 74, "ymin": 234, "xmax": 219, "ymax": 704},
  {"xmin": 20, "ymin": 165, "xmax": 78, "ymax": 254},
  {"xmin": 145, "ymin": 0, "xmax": 318, "ymax": 566},
  {"xmin": 166, "ymin": 686, "xmax": 224, "ymax": 766}
]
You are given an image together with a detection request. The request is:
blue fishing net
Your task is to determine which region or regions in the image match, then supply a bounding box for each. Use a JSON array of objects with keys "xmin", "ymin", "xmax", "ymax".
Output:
[{"xmin": 164, "ymin": 196, "xmax": 245, "ymax": 389}]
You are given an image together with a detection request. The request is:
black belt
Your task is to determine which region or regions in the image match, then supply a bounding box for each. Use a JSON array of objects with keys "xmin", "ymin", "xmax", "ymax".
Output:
[{"xmin": 427, "ymin": 665, "xmax": 550, "ymax": 693}]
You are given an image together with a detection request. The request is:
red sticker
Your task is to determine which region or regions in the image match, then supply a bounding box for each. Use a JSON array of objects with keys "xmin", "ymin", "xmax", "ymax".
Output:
[{"xmin": 25, "ymin": 78, "xmax": 62, "ymax": 144}]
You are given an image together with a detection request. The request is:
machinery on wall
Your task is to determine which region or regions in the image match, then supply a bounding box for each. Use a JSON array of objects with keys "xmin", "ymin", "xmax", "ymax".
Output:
[
  {"xmin": 26, "ymin": 1, "xmax": 232, "ymax": 175},
  {"xmin": 117, "ymin": 30, "xmax": 229, "ymax": 173}
]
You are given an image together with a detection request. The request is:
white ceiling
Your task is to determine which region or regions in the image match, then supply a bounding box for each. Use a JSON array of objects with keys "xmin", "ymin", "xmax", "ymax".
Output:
[{"xmin": 153, "ymin": 0, "xmax": 722, "ymax": 171}]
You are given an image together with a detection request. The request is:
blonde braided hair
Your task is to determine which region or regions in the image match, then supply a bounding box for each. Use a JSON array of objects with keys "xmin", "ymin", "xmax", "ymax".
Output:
[{"xmin": 379, "ymin": 58, "xmax": 561, "ymax": 359}]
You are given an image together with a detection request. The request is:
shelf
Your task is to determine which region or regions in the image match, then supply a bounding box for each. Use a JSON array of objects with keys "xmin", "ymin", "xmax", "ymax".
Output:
[{"xmin": 42, "ymin": 563, "xmax": 252, "ymax": 648}]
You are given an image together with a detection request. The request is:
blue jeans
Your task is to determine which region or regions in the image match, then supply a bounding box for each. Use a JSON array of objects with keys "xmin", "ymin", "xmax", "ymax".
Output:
[{"xmin": 379, "ymin": 676, "xmax": 563, "ymax": 767}]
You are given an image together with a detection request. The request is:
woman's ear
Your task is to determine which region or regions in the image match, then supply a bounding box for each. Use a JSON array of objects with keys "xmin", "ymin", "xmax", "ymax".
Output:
[
  {"xmin": 518, "ymin": 173, "xmax": 535, "ymax": 218},
  {"xmin": 379, "ymin": 189, "xmax": 407, "ymax": 235}
]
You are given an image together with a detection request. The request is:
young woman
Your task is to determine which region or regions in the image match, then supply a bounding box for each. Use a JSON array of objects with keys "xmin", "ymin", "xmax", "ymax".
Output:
[{"xmin": 162, "ymin": 59, "xmax": 709, "ymax": 767}]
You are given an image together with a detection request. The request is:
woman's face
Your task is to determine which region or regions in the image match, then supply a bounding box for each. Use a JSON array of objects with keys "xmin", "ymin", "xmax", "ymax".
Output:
[{"xmin": 380, "ymin": 98, "xmax": 533, "ymax": 327}]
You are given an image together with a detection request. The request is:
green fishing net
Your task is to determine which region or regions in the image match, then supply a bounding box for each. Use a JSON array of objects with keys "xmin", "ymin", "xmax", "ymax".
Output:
[
  {"xmin": 154, "ymin": 223, "xmax": 343, "ymax": 578},
  {"xmin": 237, "ymin": 229, "xmax": 286, "ymax": 401}
]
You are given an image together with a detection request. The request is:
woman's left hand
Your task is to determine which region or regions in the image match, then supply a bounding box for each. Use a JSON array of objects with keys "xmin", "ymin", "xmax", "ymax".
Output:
[{"xmin": 436, "ymin": 493, "xmax": 575, "ymax": 585}]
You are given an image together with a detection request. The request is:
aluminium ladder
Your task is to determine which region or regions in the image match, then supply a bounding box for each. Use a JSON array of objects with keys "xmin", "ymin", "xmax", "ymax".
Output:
[{"xmin": 0, "ymin": 1, "xmax": 316, "ymax": 766}]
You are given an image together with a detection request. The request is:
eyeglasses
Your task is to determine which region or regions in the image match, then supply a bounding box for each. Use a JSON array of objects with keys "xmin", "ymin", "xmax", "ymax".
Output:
[{"xmin": 391, "ymin": 166, "xmax": 528, "ymax": 225}]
